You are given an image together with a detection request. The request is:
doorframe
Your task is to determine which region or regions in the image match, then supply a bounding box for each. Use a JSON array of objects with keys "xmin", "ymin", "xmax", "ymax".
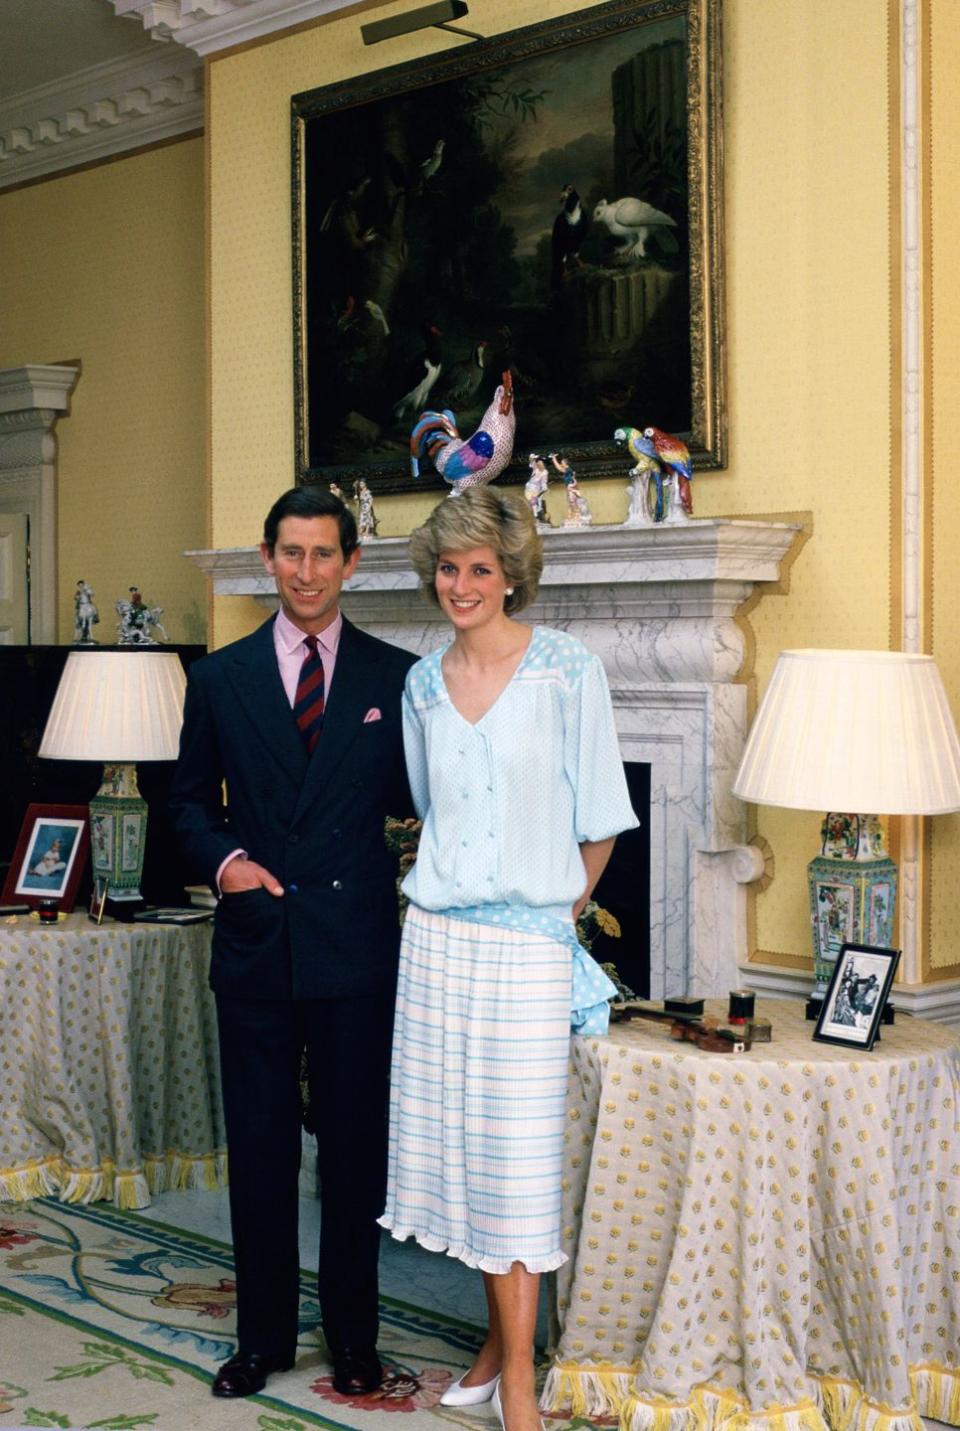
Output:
[{"xmin": 0, "ymin": 365, "xmax": 79, "ymax": 644}]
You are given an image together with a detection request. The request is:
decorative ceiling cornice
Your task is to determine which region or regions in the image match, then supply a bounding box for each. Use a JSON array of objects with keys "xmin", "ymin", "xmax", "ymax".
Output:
[
  {"xmin": 109, "ymin": 0, "xmax": 358, "ymax": 58},
  {"xmin": 0, "ymin": 43, "xmax": 202, "ymax": 190}
]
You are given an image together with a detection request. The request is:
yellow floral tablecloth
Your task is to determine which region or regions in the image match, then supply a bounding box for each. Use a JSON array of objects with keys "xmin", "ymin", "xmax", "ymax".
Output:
[
  {"xmin": 0, "ymin": 913, "xmax": 226, "ymax": 1209},
  {"xmin": 542, "ymin": 999, "xmax": 960, "ymax": 1431}
]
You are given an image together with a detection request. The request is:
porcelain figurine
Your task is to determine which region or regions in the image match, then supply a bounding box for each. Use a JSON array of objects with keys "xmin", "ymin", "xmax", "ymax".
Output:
[
  {"xmin": 73, "ymin": 580, "xmax": 99, "ymax": 644},
  {"xmin": 354, "ymin": 478, "xmax": 379, "ymax": 542},
  {"xmin": 116, "ymin": 586, "xmax": 168, "ymax": 645},
  {"xmin": 523, "ymin": 452, "xmax": 552, "ymax": 528},
  {"xmin": 615, "ymin": 426, "xmax": 665, "ymax": 525},
  {"xmin": 643, "ymin": 426, "xmax": 693, "ymax": 519},
  {"xmin": 409, "ymin": 371, "xmax": 515, "ymax": 496},
  {"xmin": 551, "ymin": 453, "xmax": 592, "ymax": 528}
]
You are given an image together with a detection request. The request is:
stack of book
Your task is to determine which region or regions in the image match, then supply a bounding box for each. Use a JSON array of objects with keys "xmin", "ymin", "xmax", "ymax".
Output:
[{"xmin": 185, "ymin": 885, "xmax": 216, "ymax": 909}]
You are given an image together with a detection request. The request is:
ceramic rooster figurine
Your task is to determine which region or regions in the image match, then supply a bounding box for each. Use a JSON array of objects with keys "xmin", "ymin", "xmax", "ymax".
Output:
[
  {"xmin": 644, "ymin": 425, "xmax": 693, "ymax": 516},
  {"xmin": 409, "ymin": 371, "xmax": 515, "ymax": 496},
  {"xmin": 615, "ymin": 426, "xmax": 664, "ymax": 523}
]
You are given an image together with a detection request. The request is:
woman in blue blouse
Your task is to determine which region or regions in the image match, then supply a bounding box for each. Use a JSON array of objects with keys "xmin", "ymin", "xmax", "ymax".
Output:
[{"xmin": 379, "ymin": 487, "xmax": 637, "ymax": 1431}]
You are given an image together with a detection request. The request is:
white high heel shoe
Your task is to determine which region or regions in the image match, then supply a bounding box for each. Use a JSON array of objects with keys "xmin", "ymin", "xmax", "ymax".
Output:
[
  {"xmin": 492, "ymin": 1376, "xmax": 546, "ymax": 1431},
  {"xmin": 440, "ymin": 1370, "xmax": 500, "ymax": 1407}
]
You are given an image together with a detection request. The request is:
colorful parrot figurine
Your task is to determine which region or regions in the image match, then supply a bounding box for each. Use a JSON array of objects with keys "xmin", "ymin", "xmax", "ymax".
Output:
[
  {"xmin": 644, "ymin": 426, "xmax": 693, "ymax": 516},
  {"xmin": 614, "ymin": 426, "xmax": 664, "ymax": 521},
  {"xmin": 409, "ymin": 371, "xmax": 515, "ymax": 496}
]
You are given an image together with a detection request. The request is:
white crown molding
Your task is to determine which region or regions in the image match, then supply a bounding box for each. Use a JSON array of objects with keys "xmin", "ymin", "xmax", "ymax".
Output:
[
  {"xmin": 110, "ymin": 0, "xmax": 363, "ymax": 57},
  {"xmin": 0, "ymin": 44, "xmax": 203, "ymax": 190}
]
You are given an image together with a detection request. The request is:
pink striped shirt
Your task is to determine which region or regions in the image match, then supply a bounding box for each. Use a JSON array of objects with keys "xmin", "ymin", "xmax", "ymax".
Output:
[{"xmin": 272, "ymin": 605, "xmax": 343, "ymax": 705}]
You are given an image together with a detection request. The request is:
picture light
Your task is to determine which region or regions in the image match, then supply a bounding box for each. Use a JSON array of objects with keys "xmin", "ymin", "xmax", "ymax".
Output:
[{"xmin": 361, "ymin": 1, "xmax": 480, "ymax": 45}]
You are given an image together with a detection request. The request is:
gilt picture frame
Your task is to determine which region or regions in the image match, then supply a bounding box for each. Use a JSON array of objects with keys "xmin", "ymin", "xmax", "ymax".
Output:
[{"xmin": 292, "ymin": 0, "xmax": 724, "ymax": 495}]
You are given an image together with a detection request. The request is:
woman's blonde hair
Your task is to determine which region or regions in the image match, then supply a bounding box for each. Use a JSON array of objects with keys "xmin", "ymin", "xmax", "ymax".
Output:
[{"xmin": 409, "ymin": 487, "xmax": 544, "ymax": 615}]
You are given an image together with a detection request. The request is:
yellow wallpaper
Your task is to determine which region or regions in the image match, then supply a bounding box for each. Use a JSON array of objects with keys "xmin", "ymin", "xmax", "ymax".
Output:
[
  {"xmin": 0, "ymin": 139, "xmax": 208, "ymax": 646},
  {"xmin": 703, "ymin": 0, "xmax": 894, "ymax": 961},
  {"xmin": 928, "ymin": 0, "xmax": 960, "ymax": 971},
  {"xmin": 208, "ymin": 0, "xmax": 896, "ymax": 966}
]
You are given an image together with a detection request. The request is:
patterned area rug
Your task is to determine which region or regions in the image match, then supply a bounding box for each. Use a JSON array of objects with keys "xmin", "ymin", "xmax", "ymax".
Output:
[{"xmin": 0, "ymin": 1200, "xmax": 595, "ymax": 1431}]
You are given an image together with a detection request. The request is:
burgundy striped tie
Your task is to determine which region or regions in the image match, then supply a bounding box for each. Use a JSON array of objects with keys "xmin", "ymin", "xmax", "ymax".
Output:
[{"xmin": 294, "ymin": 635, "xmax": 325, "ymax": 754}]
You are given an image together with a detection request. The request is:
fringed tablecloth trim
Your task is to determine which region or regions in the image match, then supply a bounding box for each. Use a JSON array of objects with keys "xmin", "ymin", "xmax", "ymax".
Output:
[
  {"xmin": 142, "ymin": 1149, "xmax": 229, "ymax": 1197},
  {"xmin": 541, "ymin": 1368, "xmax": 954, "ymax": 1431},
  {"xmin": 620, "ymin": 1387, "xmax": 824, "ymax": 1431},
  {"xmin": 910, "ymin": 1364, "xmax": 960, "ymax": 1427},
  {"xmin": 541, "ymin": 1362, "xmax": 640, "ymax": 1419},
  {"xmin": 0, "ymin": 1149, "xmax": 228, "ymax": 1209},
  {"xmin": 0, "ymin": 1156, "xmax": 62, "ymax": 1203}
]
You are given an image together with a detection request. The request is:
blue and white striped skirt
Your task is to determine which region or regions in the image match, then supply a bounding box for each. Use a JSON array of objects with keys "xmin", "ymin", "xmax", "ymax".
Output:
[{"xmin": 378, "ymin": 905, "xmax": 571, "ymax": 1274}]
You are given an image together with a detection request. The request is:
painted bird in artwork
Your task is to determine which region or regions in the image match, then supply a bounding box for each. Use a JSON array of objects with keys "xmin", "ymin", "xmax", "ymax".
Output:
[
  {"xmin": 551, "ymin": 183, "xmax": 590, "ymax": 289},
  {"xmin": 615, "ymin": 426, "xmax": 664, "ymax": 521},
  {"xmin": 644, "ymin": 425, "xmax": 693, "ymax": 516},
  {"xmin": 409, "ymin": 371, "xmax": 515, "ymax": 495},
  {"xmin": 437, "ymin": 339, "xmax": 488, "ymax": 410},
  {"xmin": 392, "ymin": 321, "xmax": 443, "ymax": 420},
  {"xmin": 418, "ymin": 138, "xmax": 445, "ymax": 188},
  {"xmin": 593, "ymin": 196, "xmax": 678, "ymax": 260}
]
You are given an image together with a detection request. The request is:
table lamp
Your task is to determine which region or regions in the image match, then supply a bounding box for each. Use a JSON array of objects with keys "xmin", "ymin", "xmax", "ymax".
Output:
[
  {"xmin": 39, "ymin": 649, "xmax": 186, "ymax": 903},
  {"xmin": 732, "ymin": 649, "xmax": 960, "ymax": 1007}
]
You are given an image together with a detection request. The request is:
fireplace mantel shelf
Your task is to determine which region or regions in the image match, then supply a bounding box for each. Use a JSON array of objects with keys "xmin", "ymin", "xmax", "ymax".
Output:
[{"xmin": 186, "ymin": 518, "xmax": 801, "ymax": 599}]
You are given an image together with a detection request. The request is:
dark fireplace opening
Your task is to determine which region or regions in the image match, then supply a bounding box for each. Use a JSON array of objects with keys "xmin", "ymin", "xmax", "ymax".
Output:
[{"xmin": 589, "ymin": 761, "xmax": 650, "ymax": 999}]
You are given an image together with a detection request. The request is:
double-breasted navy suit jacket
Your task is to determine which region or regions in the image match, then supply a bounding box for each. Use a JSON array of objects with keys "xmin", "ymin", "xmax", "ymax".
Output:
[{"xmin": 170, "ymin": 615, "xmax": 416, "ymax": 1001}]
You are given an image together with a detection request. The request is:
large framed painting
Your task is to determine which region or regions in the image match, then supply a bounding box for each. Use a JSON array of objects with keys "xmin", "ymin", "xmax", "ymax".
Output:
[{"xmin": 292, "ymin": 0, "xmax": 724, "ymax": 494}]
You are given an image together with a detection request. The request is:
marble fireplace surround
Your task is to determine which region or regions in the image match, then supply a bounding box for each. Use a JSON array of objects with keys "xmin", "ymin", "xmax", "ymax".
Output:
[{"xmin": 187, "ymin": 519, "xmax": 800, "ymax": 999}]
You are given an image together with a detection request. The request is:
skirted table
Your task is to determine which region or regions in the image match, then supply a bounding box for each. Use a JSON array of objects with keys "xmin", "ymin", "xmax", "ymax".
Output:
[
  {"xmin": 0, "ymin": 912, "xmax": 226, "ymax": 1208},
  {"xmin": 542, "ymin": 999, "xmax": 960, "ymax": 1431}
]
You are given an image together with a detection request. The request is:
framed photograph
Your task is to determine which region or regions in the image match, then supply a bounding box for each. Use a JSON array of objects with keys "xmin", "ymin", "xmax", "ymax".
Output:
[
  {"xmin": 2, "ymin": 803, "xmax": 90, "ymax": 912},
  {"xmin": 813, "ymin": 943, "xmax": 901, "ymax": 1052},
  {"xmin": 292, "ymin": 0, "xmax": 724, "ymax": 494},
  {"xmin": 88, "ymin": 877, "xmax": 109, "ymax": 926}
]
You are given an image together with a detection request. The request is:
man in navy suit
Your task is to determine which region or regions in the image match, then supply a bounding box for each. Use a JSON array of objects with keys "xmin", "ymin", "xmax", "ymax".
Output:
[{"xmin": 170, "ymin": 486, "xmax": 415, "ymax": 1399}]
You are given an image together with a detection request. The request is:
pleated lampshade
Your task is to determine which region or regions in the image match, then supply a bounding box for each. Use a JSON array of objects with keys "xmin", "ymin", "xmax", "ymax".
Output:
[
  {"xmin": 39, "ymin": 650, "xmax": 186, "ymax": 762},
  {"xmin": 732, "ymin": 649, "xmax": 960, "ymax": 816}
]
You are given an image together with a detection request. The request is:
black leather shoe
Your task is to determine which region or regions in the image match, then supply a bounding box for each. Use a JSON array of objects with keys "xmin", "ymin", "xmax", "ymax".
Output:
[
  {"xmin": 212, "ymin": 1350, "xmax": 295, "ymax": 1398},
  {"xmin": 331, "ymin": 1346, "xmax": 383, "ymax": 1395}
]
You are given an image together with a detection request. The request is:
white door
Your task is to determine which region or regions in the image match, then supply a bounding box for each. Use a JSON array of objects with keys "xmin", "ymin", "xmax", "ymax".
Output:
[{"xmin": 0, "ymin": 512, "xmax": 29, "ymax": 644}]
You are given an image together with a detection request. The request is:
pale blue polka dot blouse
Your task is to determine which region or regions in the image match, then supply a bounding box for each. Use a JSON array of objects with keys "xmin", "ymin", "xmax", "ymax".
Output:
[{"xmin": 401, "ymin": 626, "xmax": 639, "ymax": 1031}]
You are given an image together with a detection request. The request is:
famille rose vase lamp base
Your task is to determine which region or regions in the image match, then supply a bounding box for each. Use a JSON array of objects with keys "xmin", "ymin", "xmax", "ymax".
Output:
[
  {"xmin": 807, "ymin": 812, "xmax": 896, "ymax": 1013},
  {"xmin": 89, "ymin": 762, "xmax": 149, "ymax": 902}
]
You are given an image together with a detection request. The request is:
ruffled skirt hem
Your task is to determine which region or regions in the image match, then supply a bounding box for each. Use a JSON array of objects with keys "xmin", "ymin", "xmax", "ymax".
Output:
[{"xmin": 378, "ymin": 1215, "xmax": 568, "ymax": 1276}]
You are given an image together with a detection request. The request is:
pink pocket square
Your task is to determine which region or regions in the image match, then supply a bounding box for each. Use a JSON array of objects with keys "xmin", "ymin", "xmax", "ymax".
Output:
[{"xmin": 363, "ymin": 707, "xmax": 382, "ymax": 724}]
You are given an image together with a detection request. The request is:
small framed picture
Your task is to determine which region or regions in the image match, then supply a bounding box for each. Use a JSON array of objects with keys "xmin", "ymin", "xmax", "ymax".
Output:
[
  {"xmin": 88, "ymin": 876, "xmax": 109, "ymax": 926},
  {"xmin": 2, "ymin": 804, "xmax": 90, "ymax": 912},
  {"xmin": 813, "ymin": 943, "xmax": 900, "ymax": 1051}
]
